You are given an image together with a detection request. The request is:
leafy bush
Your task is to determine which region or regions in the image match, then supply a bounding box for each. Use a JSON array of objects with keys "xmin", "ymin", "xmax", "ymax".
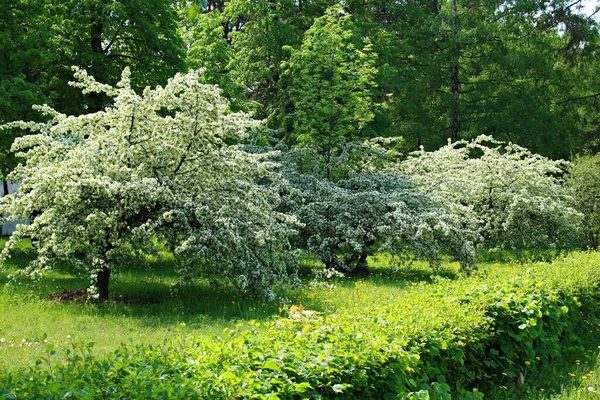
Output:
[
  {"xmin": 3, "ymin": 252, "xmax": 600, "ymax": 399},
  {"xmin": 402, "ymin": 135, "xmax": 583, "ymax": 256},
  {"xmin": 0, "ymin": 68, "xmax": 298, "ymax": 300},
  {"xmin": 567, "ymin": 154, "xmax": 600, "ymax": 249}
]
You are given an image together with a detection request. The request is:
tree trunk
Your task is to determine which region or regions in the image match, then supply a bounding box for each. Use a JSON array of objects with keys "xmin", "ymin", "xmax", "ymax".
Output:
[
  {"xmin": 354, "ymin": 250, "xmax": 370, "ymax": 276},
  {"xmin": 589, "ymin": 229, "xmax": 599, "ymax": 250},
  {"xmin": 450, "ymin": 0, "xmax": 460, "ymax": 142},
  {"xmin": 97, "ymin": 267, "xmax": 111, "ymax": 301},
  {"xmin": 451, "ymin": 63, "xmax": 460, "ymax": 142},
  {"xmin": 346, "ymin": 250, "xmax": 370, "ymax": 277},
  {"xmin": 90, "ymin": 17, "xmax": 103, "ymax": 54}
]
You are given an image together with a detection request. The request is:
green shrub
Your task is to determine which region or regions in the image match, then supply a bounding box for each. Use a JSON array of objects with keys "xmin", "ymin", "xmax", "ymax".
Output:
[
  {"xmin": 2, "ymin": 252, "xmax": 600, "ymax": 399},
  {"xmin": 567, "ymin": 154, "xmax": 600, "ymax": 249}
]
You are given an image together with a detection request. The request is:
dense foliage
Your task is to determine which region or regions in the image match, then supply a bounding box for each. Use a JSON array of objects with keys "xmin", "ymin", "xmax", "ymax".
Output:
[
  {"xmin": 0, "ymin": 69, "xmax": 297, "ymax": 300},
  {"xmin": 0, "ymin": 2, "xmax": 599, "ymax": 397},
  {"xmin": 278, "ymin": 5, "xmax": 379, "ymax": 178},
  {"xmin": 0, "ymin": 0, "xmax": 185, "ymax": 176},
  {"xmin": 4, "ymin": 1, "xmax": 598, "ymax": 166},
  {"xmin": 568, "ymin": 154, "xmax": 600, "ymax": 249},
  {"xmin": 2, "ymin": 252, "xmax": 600, "ymax": 398},
  {"xmin": 278, "ymin": 144, "xmax": 477, "ymax": 274},
  {"xmin": 178, "ymin": 0, "xmax": 600, "ymax": 159},
  {"xmin": 402, "ymin": 135, "xmax": 583, "ymax": 256}
]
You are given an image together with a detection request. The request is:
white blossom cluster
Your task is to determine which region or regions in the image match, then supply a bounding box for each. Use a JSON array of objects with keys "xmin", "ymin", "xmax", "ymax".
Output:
[
  {"xmin": 402, "ymin": 135, "xmax": 583, "ymax": 254},
  {"xmin": 0, "ymin": 68, "xmax": 298, "ymax": 298},
  {"xmin": 277, "ymin": 145, "xmax": 477, "ymax": 273}
]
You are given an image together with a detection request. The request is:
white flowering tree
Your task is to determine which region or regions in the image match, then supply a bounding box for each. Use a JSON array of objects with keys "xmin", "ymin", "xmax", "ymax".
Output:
[
  {"xmin": 277, "ymin": 143, "xmax": 477, "ymax": 275},
  {"xmin": 0, "ymin": 68, "xmax": 298, "ymax": 300},
  {"xmin": 402, "ymin": 135, "xmax": 583, "ymax": 255}
]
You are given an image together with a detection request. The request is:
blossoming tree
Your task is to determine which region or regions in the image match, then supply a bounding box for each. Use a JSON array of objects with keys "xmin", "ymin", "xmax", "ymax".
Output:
[
  {"xmin": 402, "ymin": 135, "xmax": 583, "ymax": 255},
  {"xmin": 0, "ymin": 68, "xmax": 297, "ymax": 300},
  {"xmin": 277, "ymin": 142, "xmax": 477, "ymax": 275}
]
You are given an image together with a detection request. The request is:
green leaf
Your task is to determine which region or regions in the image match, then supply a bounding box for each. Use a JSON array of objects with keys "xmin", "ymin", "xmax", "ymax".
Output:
[{"xmin": 263, "ymin": 360, "xmax": 281, "ymax": 372}]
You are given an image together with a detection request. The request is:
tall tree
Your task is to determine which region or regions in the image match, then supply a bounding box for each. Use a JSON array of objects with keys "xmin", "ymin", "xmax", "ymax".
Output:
[
  {"xmin": 0, "ymin": 0, "xmax": 187, "ymax": 177},
  {"xmin": 0, "ymin": 0, "xmax": 54, "ymax": 177},
  {"xmin": 345, "ymin": 0, "xmax": 600, "ymax": 157},
  {"xmin": 46, "ymin": 0, "xmax": 186, "ymax": 114},
  {"xmin": 182, "ymin": 5, "xmax": 249, "ymax": 111},
  {"xmin": 279, "ymin": 5, "xmax": 379, "ymax": 178}
]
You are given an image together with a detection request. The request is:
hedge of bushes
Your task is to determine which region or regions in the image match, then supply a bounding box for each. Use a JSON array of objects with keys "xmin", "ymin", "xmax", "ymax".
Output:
[{"xmin": 2, "ymin": 252, "xmax": 600, "ymax": 399}]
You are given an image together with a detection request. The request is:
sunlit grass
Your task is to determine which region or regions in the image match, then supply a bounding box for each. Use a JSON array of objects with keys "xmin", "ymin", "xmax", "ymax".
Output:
[
  {"xmin": 1, "ymin": 239, "xmax": 600, "ymax": 400},
  {"xmin": 0, "ymin": 240, "xmax": 445, "ymax": 373}
]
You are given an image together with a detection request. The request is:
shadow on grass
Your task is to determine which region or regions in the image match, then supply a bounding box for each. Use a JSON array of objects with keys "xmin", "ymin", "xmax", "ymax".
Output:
[
  {"xmin": 299, "ymin": 253, "xmax": 460, "ymax": 288},
  {"xmin": 0, "ymin": 240, "xmax": 457, "ymax": 329},
  {"xmin": 1, "ymin": 254, "xmax": 328, "ymax": 329}
]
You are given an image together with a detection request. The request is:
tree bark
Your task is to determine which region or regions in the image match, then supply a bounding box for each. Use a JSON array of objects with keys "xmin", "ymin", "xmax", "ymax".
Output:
[
  {"xmin": 450, "ymin": 0, "xmax": 460, "ymax": 142},
  {"xmin": 348, "ymin": 250, "xmax": 370, "ymax": 276},
  {"xmin": 451, "ymin": 63, "xmax": 460, "ymax": 142},
  {"xmin": 90, "ymin": 17, "xmax": 103, "ymax": 54},
  {"xmin": 97, "ymin": 267, "xmax": 111, "ymax": 300}
]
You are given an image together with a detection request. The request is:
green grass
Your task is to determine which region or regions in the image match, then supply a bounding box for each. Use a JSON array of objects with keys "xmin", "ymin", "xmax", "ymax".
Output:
[
  {"xmin": 0, "ymin": 240, "xmax": 445, "ymax": 374},
  {"xmin": 0, "ymin": 241, "xmax": 283, "ymax": 372},
  {"xmin": 2, "ymin": 240, "xmax": 600, "ymax": 399}
]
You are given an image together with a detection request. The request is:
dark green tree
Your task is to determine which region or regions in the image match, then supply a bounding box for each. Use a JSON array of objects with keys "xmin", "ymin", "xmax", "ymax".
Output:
[
  {"xmin": 344, "ymin": 0, "xmax": 600, "ymax": 158},
  {"xmin": 45, "ymin": 0, "xmax": 186, "ymax": 114},
  {"xmin": 0, "ymin": 0, "xmax": 54, "ymax": 176},
  {"xmin": 568, "ymin": 153, "xmax": 600, "ymax": 249},
  {"xmin": 0, "ymin": 0, "xmax": 186, "ymax": 177}
]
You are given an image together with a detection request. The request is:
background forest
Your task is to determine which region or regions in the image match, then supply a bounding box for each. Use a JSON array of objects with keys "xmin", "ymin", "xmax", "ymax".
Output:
[{"xmin": 2, "ymin": 0, "xmax": 600, "ymax": 169}]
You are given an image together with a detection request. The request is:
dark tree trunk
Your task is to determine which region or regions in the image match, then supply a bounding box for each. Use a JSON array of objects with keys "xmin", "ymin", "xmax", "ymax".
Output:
[
  {"xmin": 589, "ymin": 229, "xmax": 599, "ymax": 250},
  {"xmin": 450, "ymin": 0, "xmax": 460, "ymax": 142},
  {"xmin": 353, "ymin": 250, "xmax": 370, "ymax": 276},
  {"xmin": 345, "ymin": 249, "xmax": 370, "ymax": 277},
  {"xmin": 97, "ymin": 267, "xmax": 111, "ymax": 301},
  {"xmin": 324, "ymin": 258, "xmax": 335, "ymax": 271},
  {"xmin": 222, "ymin": 20, "xmax": 230, "ymax": 45},
  {"xmin": 90, "ymin": 17, "xmax": 103, "ymax": 54},
  {"xmin": 451, "ymin": 63, "xmax": 460, "ymax": 142},
  {"xmin": 2, "ymin": 180, "xmax": 8, "ymax": 196}
]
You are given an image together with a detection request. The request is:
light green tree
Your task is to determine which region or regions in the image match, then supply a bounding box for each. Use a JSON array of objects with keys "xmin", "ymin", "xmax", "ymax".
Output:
[{"xmin": 280, "ymin": 6, "xmax": 379, "ymax": 179}]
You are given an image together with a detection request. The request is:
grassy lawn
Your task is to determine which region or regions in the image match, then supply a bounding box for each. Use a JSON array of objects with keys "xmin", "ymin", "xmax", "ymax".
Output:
[
  {"xmin": 0, "ymin": 242, "xmax": 434, "ymax": 374},
  {"xmin": 0, "ymin": 241, "xmax": 282, "ymax": 372},
  {"xmin": 2, "ymin": 240, "xmax": 600, "ymax": 399}
]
